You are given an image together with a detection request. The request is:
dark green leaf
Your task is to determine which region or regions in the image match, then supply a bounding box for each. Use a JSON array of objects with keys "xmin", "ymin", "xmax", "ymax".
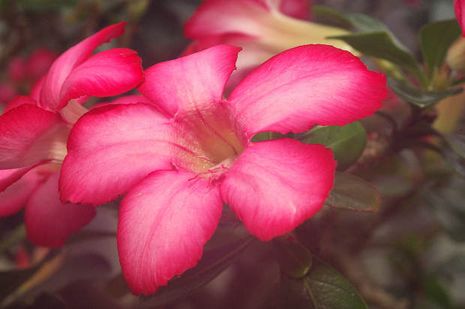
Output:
[
  {"xmin": 311, "ymin": 5, "xmax": 352, "ymax": 29},
  {"xmin": 389, "ymin": 79, "xmax": 463, "ymax": 108},
  {"xmin": 299, "ymin": 122, "xmax": 367, "ymax": 170},
  {"xmin": 346, "ymin": 13, "xmax": 388, "ymax": 32},
  {"xmin": 304, "ymin": 259, "xmax": 367, "ymax": 309},
  {"xmin": 330, "ymin": 31, "xmax": 419, "ymax": 73},
  {"xmin": 273, "ymin": 237, "xmax": 312, "ymax": 279},
  {"xmin": 141, "ymin": 237, "xmax": 253, "ymax": 307},
  {"xmin": 423, "ymin": 275, "xmax": 452, "ymax": 309},
  {"xmin": 326, "ymin": 172, "xmax": 381, "ymax": 212},
  {"xmin": 420, "ymin": 19, "xmax": 461, "ymax": 73}
]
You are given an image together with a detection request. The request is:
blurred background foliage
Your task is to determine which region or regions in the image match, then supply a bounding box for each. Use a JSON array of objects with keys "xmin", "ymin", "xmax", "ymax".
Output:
[{"xmin": 1, "ymin": 0, "xmax": 465, "ymax": 308}]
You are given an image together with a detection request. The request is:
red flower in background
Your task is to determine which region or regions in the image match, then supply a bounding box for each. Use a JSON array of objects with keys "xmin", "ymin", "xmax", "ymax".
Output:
[
  {"xmin": 0, "ymin": 22, "xmax": 143, "ymax": 247},
  {"xmin": 0, "ymin": 49, "xmax": 56, "ymax": 104}
]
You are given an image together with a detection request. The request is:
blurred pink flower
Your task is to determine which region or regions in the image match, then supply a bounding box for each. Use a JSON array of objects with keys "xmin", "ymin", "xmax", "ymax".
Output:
[
  {"xmin": 60, "ymin": 44, "xmax": 387, "ymax": 295},
  {"xmin": 184, "ymin": 0, "xmax": 354, "ymax": 84},
  {"xmin": 0, "ymin": 49, "xmax": 56, "ymax": 104},
  {"xmin": 0, "ymin": 22, "xmax": 143, "ymax": 247}
]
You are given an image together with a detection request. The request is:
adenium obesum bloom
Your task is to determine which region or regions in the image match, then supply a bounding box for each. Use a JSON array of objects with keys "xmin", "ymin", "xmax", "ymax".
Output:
[
  {"xmin": 184, "ymin": 0, "xmax": 353, "ymax": 81},
  {"xmin": 0, "ymin": 22, "xmax": 143, "ymax": 247},
  {"xmin": 0, "ymin": 49, "xmax": 56, "ymax": 104},
  {"xmin": 60, "ymin": 44, "xmax": 387, "ymax": 294}
]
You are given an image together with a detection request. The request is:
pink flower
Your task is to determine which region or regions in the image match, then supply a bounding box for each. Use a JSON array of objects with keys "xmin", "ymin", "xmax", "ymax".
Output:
[
  {"xmin": 455, "ymin": 0, "xmax": 465, "ymax": 35},
  {"xmin": 0, "ymin": 22, "xmax": 143, "ymax": 247},
  {"xmin": 0, "ymin": 49, "xmax": 56, "ymax": 104},
  {"xmin": 60, "ymin": 44, "xmax": 387, "ymax": 294},
  {"xmin": 184, "ymin": 0, "xmax": 354, "ymax": 83}
]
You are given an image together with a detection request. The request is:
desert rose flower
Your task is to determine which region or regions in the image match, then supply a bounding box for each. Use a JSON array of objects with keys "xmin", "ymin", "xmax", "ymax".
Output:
[
  {"xmin": 0, "ymin": 22, "xmax": 143, "ymax": 247},
  {"xmin": 60, "ymin": 44, "xmax": 387, "ymax": 294},
  {"xmin": 184, "ymin": 0, "xmax": 353, "ymax": 82}
]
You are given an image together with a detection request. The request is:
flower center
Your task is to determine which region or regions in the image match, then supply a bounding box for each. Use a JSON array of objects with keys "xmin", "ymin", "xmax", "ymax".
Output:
[{"xmin": 174, "ymin": 105, "xmax": 244, "ymax": 177}]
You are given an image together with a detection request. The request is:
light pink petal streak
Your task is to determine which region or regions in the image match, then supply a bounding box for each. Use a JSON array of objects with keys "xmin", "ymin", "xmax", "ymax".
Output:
[
  {"xmin": 25, "ymin": 173, "xmax": 95, "ymax": 247},
  {"xmin": 60, "ymin": 103, "xmax": 175, "ymax": 205},
  {"xmin": 138, "ymin": 45, "xmax": 240, "ymax": 116},
  {"xmin": 39, "ymin": 22, "xmax": 126, "ymax": 111},
  {"xmin": 0, "ymin": 104, "xmax": 63, "ymax": 169},
  {"xmin": 0, "ymin": 170, "xmax": 43, "ymax": 217},
  {"xmin": 59, "ymin": 48, "xmax": 143, "ymax": 107},
  {"xmin": 221, "ymin": 138, "xmax": 336, "ymax": 241},
  {"xmin": 118, "ymin": 170, "xmax": 222, "ymax": 295},
  {"xmin": 229, "ymin": 45, "xmax": 387, "ymax": 138}
]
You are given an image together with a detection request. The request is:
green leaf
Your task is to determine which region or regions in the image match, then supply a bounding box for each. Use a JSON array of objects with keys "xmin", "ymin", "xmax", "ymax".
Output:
[
  {"xmin": 346, "ymin": 13, "xmax": 388, "ymax": 32},
  {"xmin": 420, "ymin": 19, "xmax": 461, "ymax": 73},
  {"xmin": 330, "ymin": 31, "xmax": 419, "ymax": 73},
  {"xmin": 273, "ymin": 237, "xmax": 312, "ymax": 279},
  {"xmin": 304, "ymin": 259, "xmax": 367, "ymax": 309},
  {"xmin": 141, "ymin": 237, "xmax": 253, "ymax": 307},
  {"xmin": 389, "ymin": 79, "xmax": 463, "ymax": 108},
  {"xmin": 326, "ymin": 172, "xmax": 381, "ymax": 212},
  {"xmin": 299, "ymin": 122, "xmax": 367, "ymax": 170},
  {"xmin": 311, "ymin": 5, "xmax": 352, "ymax": 29}
]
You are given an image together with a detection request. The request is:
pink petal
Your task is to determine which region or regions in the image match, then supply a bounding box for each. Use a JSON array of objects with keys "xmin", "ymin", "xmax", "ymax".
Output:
[
  {"xmin": 0, "ymin": 169, "xmax": 43, "ymax": 217},
  {"xmin": 0, "ymin": 166, "xmax": 37, "ymax": 192},
  {"xmin": 39, "ymin": 22, "xmax": 126, "ymax": 111},
  {"xmin": 138, "ymin": 45, "xmax": 240, "ymax": 116},
  {"xmin": 0, "ymin": 83, "xmax": 16, "ymax": 104},
  {"xmin": 25, "ymin": 172, "xmax": 95, "ymax": 247},
  {"xmin": 118, "ymin": 170, "xmax": 222, "ymax": 295},
  {"xmin": 59, "ymin": 48, "xmax": 143, "ymax": 107},
  {"xmin": 229, "ymin": 45, "xmax": 387, "ymax": 138},
  {"xmin": 8, "ymin": 57, "xmax": 27, "ymax": 82},
  {"xmin": 0, "ymin": 104, "xmax": 65, "ymax": 169},
  {"xmin": 185, "ymin": 0, "xmax": 269, "ymax": 41},
  {"xmin": 455, "ymin": 0, "xmax": 465, "ymax": 34},
  {"xmin": 4, "ymin": 96, "xmax": 36, "ymax": 112},
  {"xmin": 253, "ymin": 0, "xmax": 310, "ymax": 19},
  {"xmin": 25, "ymin": 49, "xmax": 56, "ymax": 81},
  {"xmin": 221, "ymin": 138, "xmax": 336, "ymax": 241},
  {"xmin": 60, "ymin": 103, "xmax": 175, "ymax": 205}
]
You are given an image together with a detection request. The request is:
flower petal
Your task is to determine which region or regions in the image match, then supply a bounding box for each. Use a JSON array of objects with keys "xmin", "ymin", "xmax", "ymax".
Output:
[
  {"xmin": 118, "ymin": 170, "xmax": 222, "ymax": 295},
  {"xmin": 0, "ymin": 104, "xmax": 65, "ymax": 169},
  {"xmin": 60, "ymin": 103, "xmax": 175, "ymax": 205},
  {"xmin": 0, "ymin": 166, "xmax": 38, "ymax": 192},
  {"xmin": 25, "ymin": 172, "xmax": 96, "ymax": 247},
  {"xmin": 185, "ymin": 0, "xmax": 270, "ymax": 40},
  {"xmin": 0, "ymin": 169, "xmax": 43, "ymax": 217},
  {"xmin": 255, "ymin": 0, "xmax": 310, "ymax": 19},
  {"xmin": 59, "ymin": 48, "xmax": 143, "ymax": 107},
  {"xmin": 4, "ymin": 95, "xmax": 37, "ymax": 112},
  {"xmin": 39, "ymin": 22, "xmax": 126, "ymax": 111},
  {"xmin": 138, "ymin": 45, "xmax": 240, "ymax": 116},
  {"xmin": 229, "ymin": 45, "xmax": 386, "ymax": 138},
  {"xmin": 221, "ymin": 138, "xmax": 336, "ymax": 241}
]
